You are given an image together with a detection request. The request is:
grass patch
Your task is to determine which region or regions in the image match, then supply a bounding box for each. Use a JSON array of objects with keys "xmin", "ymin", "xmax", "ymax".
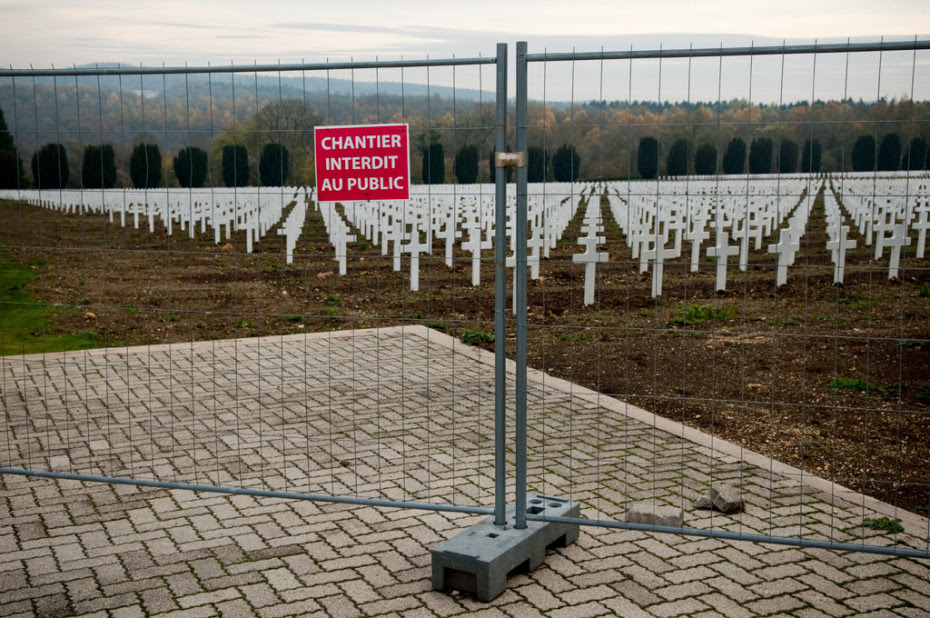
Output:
[
  {"xmin": 668, "ymin": 304, "xmax": 733, "ymax": 327},
  {"xmin": 0, "ymin": 251, "xmax": 99, "ymax": 355},
  {"xmin": 160, "ymin": 313, "xmax": 181, "ymax": 323},
  {"xmin": 556, "ymin": 330, "xmax": 595, "ymax": 342},
  {"xmin": 422, "ymin": 321, "xmax": 449, "ymax": 332},
  {"xmin": 863, "ymin": 517, "xmax": 904, "ymax": 534},
  {"xmin": 916, "ymin": 383, "xmax": 930, "ymax": 405},
  {"xmin": 459, "ymin": 328, "xmax": 494, "ymax": 346},
  {"xmin": 284, "ymin": 314, "xmax": 303, "ymax": 323},
  {"xmin": 878, "ymin": 383, "xmax": 905, "ymax": 398},
  {"xmin": 828, "ymin": 377, "xmax": 877, "ymax": 392},
  {"xmin": 920, "ymin": 283, "xmax": 930, "ymax": 299}
]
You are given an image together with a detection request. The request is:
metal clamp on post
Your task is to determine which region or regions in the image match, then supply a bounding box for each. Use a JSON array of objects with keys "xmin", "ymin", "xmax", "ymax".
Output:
[{"xmin": 495, "ymin": 152, "xmax": 526, "ymax": 168}]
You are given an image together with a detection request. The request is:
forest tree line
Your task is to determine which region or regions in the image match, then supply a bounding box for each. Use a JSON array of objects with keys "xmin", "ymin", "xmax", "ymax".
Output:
[{"xmin": 1, "ymin": 76, "xmax": 929, "ymax": 189}]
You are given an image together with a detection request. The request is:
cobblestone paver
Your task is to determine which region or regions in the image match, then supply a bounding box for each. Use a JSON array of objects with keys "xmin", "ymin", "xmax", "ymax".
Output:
[{"xmin": 1, "ymin": 326, "xmax": 928, "ymax": 616}]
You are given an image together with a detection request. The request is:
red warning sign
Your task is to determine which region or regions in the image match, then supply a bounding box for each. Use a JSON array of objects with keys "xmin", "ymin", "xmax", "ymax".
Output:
[{"xmin": 314, "ymin": 123, "xmax": 410, "ymax": 201}]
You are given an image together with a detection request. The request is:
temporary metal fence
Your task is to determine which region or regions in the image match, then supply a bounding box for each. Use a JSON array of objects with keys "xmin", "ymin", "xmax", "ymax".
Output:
[
  {"xmin": 1, "ymin": 38, "xmax": 930, "ymax": 571},
  {"xmin": 0, "ymin": 49, "xmax": 509, "ymax": 522}
]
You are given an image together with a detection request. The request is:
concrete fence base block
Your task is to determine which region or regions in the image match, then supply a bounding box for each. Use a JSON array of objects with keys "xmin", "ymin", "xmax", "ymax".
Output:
[
  {"xmin": 431, "ymin": 496, "xmax": 580, "ymax": 602},
  {"xmin": 624, "ymin": 502, "xmax": 685, "ymax": 527}
]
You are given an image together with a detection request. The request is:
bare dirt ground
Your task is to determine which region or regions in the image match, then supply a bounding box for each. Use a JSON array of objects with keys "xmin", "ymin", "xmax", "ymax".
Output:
[{"xmin": 2, "ymin": 180, "xmax": 929, "ymax": 515}]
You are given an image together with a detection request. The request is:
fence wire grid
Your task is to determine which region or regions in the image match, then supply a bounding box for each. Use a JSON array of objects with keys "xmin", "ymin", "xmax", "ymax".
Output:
[{"xmin": 1, "ymin": 39, "xmax": 929, "ymax": 559}]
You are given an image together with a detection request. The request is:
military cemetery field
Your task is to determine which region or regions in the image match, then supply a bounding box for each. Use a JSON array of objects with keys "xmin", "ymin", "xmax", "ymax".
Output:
[{"xmin": 1, "ymin": 173, "xmax": 929, "ymax": 515}]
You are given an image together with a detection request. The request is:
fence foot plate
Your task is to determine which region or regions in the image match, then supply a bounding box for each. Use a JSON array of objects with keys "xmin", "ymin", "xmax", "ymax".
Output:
[{"xmin": 431, "ymin": 496, "xmax": 580, "ymax": 602}]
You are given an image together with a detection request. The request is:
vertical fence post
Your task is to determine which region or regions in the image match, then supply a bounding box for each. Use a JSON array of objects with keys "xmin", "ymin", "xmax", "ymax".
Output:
[
  {"xmin": 493, "ymin": 42, "xmax": 508, "ymax": 527},
  {"xmin": 514, "ymin": 41, "xmax": 529, "ymax": 530}
]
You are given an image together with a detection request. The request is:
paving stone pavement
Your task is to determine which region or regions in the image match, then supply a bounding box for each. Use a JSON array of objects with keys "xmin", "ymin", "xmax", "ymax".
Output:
[{"xmin": 1, "ymin": 325, "xmax": 929, "ymax": 617}]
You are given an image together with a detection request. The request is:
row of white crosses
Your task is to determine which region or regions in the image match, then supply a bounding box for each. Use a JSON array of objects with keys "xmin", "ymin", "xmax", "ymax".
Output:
[
  {"xmin": 604, "ymin": 178, "xmax": 810, "ymax": 294},
  {"xmin": 5, "ymin": 173, "xmax": 927, "ymax": 297},
  {"xmin": 767, "ymin": 193, "xmax": 812, "ymax": 287},
  {"xmin": 341, "ymin": 195, "xmax": 434, "ymax": 291},
  {"xmin": 1, "ymin": 187, "xmax": 299, "ymax": 252},
  {"xmin": 277, "ymin": 190, "xmax": 309, "ymax": 265},
  {"xmin": 317, "ymin": 197, "xmax": 357, "ymax": 276},
  {"xmin": 823, "ymin": 189, "xmax": 857, "ymax": 284},
  {"xmin": 833, "ymin": 175, "xmax": 927, "ymax": 279},
  {"xmin": 572, "ymin": 189, "xmax": 609, "ymax": 305}
]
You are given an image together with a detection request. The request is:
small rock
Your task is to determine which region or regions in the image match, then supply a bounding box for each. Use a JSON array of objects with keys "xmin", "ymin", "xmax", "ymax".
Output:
[
  {"xmin": 316, "ymin": 271, "xmax": 334, "ymax": 279},
  {"xmin": 624, "ymin": 502, "xmax": 684, "ymax": 527},
  {"xmin": 84, "ymin": 311, "xmax": 97, "ymax": 320},
  {"xmin": 693, "ymin": 496, "xmax": 713, "ymax": 510},
  {"xmin": 219, "ymin": 243, "xmax": 234, "ymax": 253},
  {"xmin": 710, "ymin": 482, "xmax": 745, "ymax": 514}
]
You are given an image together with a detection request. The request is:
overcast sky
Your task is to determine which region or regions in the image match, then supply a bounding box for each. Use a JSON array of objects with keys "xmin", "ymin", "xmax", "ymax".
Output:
[{"xmin": 3, "ymin": 1, "xmax": 929, "ymax": 102}]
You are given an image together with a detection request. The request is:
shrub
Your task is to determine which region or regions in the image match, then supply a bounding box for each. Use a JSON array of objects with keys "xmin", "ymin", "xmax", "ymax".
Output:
[
  {"xmin": 82, "ymin": 144, "xmax": 117, "ymax": 189},
  {"xmin": 552, "ymin": 144, "xmax": 581, "ymax": 182},
  {"xmin": 0, "ymin": 150, "xmax": 25, "ymax": 189},
  {"xmin": 877, "ymin": 133, "xmax": 901, "ymax": 172},
  {"xmin": 902, "ymin": 137, "xmax": 927, "ymax": 171},
  {"xmin": 666, "ymin": 139, "xmax": 689, "ymax": 177},
  {"xmin": 454, "ymin": 144, "xmax": 480, "ymax": 184},
  {"xmin": 173, "ymin": 146, "xmax": 208, "ymax": 188},
  {"xmin": 129, "ymin": 143, "xmax": 162, "ymax": 189},
  {"xmin": 259, "ymin": 143, "xmax": 289, "ymax": 186},
  {"xmin": 801, "ymin": 138, "xmax": 821, "ymax": 173},
  {"xmin": 222, "ymin": 145, "xmax": 249, "ymax": 187},
  {"xmin": 637, "ymin": 137, "xmax": 659, "ymax": 179},
  {"xmin": 851, "ymin": 135, "xmax": 876, "ymax": 172},
  {"xmin": 722, "ymin": 137, "xmax": 746, "ymax": 174},
  {"xmin": 31, "ymin": 143, "xmax": 69, "ymax": 189},
  {"xmin": 778, "ymin": 138, "xmax": 798, "ymax": 173},
  {"xmin": 748, "ymin": 137, "xmax": 773, "ymax": 174},
  {"xmin": 421, "ymin": 141, "xmax": 444, "ymax": 184},
  {"xmin": 694, "ymin": 143, "xmax": 717, "ymax": 175},
  {"xmin": 527, "ymin": 146, "xmax": 549, "ymax": 183}
]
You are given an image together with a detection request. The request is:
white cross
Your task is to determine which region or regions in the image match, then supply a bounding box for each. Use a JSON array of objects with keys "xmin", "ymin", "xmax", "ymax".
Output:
[
  {"xmin": 526, "ymin": 230, "xmax": 545, "ymax": 280},
  {"xmin": 402, "ymin": 226, "xmax": 430, "ymax": 291},
  {"xmin": 684, "ymin": 218, "xmax": 710, "ymax": 273},
  {"xmin": 767, "ymin": 228, "xmax": 798, "ymax": 287},
  {"xmin": 731, "ymin": 219, "xmax": 753, "ymax": 272},
  {"xmin": 435, "ymin": 214, "xmax": 462, "ymax": 268},
  {"xmin": 461, "ymin": 221, "xmax": 491, "ymax": 287},
  {"xmin": 909, "ymin": 206, "xmax": 929, "ymax": 259},
  {"xmin": 706, "ymin": 230, "xmax": 740, "ymax": 292},
  {"xmin": 885, "ymin": 224, "xmax": 911, "ymax": 280},
  {"xmin": 641, "ymin": 240, "xmax": 679, "ymax": 297},
  {"xmin": 572, "ymin": 234, "xmax": 609, "ymax": 306},
  {"xmin": 871, "ymin": 212, "xmax": 897, "ymax": 259},
  {"xmin": 826, "ymin": 225, "xmax": 857, "ymax": 284}
]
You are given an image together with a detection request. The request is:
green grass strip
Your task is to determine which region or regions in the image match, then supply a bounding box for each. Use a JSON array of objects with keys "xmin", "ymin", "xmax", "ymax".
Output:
[{"xmin": 0, "ymin": 250, "xmax": 99, "ymax": 356}]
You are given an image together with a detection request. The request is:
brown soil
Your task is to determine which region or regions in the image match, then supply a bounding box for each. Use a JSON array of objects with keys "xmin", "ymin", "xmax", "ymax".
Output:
[{"xmin": 2, "ymin": 180, "xmax": 929, "ymax": 516}]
